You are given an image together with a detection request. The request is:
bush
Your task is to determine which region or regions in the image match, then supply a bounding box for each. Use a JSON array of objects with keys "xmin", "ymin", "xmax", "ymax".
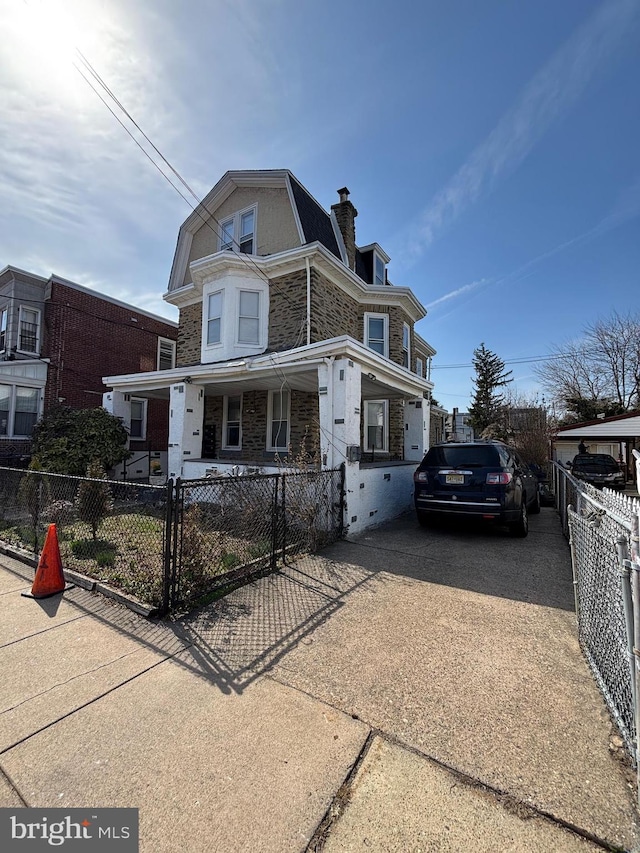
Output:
[
  {"xmin": 76, "ymin": 461, "xmax": 113, "ymax": 540},
  {"xmin": 32, "ymin": 407, "xmax": 129, "ymax": 475}
]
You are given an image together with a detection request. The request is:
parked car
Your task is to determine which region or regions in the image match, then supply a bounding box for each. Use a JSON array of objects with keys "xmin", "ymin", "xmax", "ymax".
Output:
[
  {"xmin": 413, "ymin": 440, "xmax": 540, "ymax": 537},
  {"xmin": 568, "ymin": 453, "xmax": 626, "ymax": 490}
]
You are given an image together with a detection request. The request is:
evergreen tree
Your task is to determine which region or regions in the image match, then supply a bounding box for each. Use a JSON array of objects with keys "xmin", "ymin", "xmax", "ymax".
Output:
[
  {"xmin": 76, "ymin": 460, "xmax": 113, "ymax": 540},
  {"xmin": 468, "ymin": 343, "xmax": 513, "ymax": 436}
]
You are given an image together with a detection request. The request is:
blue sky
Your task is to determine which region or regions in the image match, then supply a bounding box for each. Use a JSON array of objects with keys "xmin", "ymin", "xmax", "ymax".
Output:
[{"xmin": 1, "ymin": 0, "xmax": 638, "ymax": 410}]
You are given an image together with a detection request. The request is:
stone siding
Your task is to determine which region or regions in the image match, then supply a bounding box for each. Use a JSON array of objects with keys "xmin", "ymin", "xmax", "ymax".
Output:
[
  {"xmin": 310, "ymin": 269, "xmax": 360, "ymax": 342},
  {"xmin": 177, "ymin": 303, "xmax": 202, "ymax": 367},
  {"xmin": 202, "ymin": 390, "xmax": 319, "ymax": 464},
  {"xmin": 268, "ymin": 270, "xmax": 308, "ymax": 351}
]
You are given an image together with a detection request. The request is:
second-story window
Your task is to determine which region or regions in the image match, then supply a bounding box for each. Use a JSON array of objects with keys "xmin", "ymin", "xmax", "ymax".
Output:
[
  {"xmin": 238, "ymin": 291, "xmax": 260, "ymax": 345},
  {"xmin": 219, "ymin": 206, "xmax": 256, "ymax": 255},
  {"xmin": 364, "ymin": 313, "xmax": 389, "ymax": 358},
  {"xmin": 0, "ymin": 308, "xmax": 7, "ymax": 351},
  {"xmin": 402, "ymin": 324, "xmax": 410, "ymax": 369},
  {"xmin": 18, "ymin": 306, "xmax": 40, "ymax": 354},
  {"xmin": 157, "ymin": 337, "xmax": 176, "ymax": 370},
  {"xmin": 207, "ymin": 291, "xmax": 223, "ymax": 346},
  {"xmin": 416, "ymin": 357, "xmax": 423, "ymax": 378}
]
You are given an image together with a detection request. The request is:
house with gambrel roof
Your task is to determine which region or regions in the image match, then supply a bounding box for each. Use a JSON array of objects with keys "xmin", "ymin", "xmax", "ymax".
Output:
[{"xmin": 103, "ymin": 170, "xmax": 436, "ymax": 532}]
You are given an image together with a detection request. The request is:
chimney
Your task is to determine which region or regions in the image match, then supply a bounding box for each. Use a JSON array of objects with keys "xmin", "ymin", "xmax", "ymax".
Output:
[{"xmin": 331, "ymin": 186, "xmax": 358, "ymax": 272}]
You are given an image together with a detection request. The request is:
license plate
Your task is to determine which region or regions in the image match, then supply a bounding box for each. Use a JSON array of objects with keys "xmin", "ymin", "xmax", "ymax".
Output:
[{"xmin": 445, "ymin": 474, "xmax": 465, "ymax": 484}]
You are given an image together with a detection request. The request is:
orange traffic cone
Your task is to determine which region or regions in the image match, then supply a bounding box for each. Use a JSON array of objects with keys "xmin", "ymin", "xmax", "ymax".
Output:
[{"xmin": 22, "ymin": 524, "xmax": 74, "ymax": 599}]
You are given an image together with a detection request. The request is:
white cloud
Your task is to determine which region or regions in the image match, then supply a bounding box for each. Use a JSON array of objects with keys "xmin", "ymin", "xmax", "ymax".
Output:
[
  {"xmin": 405, "ymin": 0, "xmax": 639, "ymax": 259},
  {"xmin": 425, "ymin": 278, "xmax": 487, "ymax": 310}
]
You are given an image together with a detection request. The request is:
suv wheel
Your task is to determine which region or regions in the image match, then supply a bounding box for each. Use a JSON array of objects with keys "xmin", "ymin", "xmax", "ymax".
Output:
[
  {"xmin": 417, "ymin": 511, "xmax": 432, "ymax": 528},
  {"xmin": 509, "ymin": 501, "xmax": 528, "ymax": 538}
]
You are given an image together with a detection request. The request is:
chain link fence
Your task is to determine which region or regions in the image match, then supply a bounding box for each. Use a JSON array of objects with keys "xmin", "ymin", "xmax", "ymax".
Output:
[
  {"xmin": 554, "ymin": 462, "xmax": 640, "ymax": 762},
  {"xmin": 0, "ymin": 465, "xmax": 345, "ymax": 615},
  {"xmin": 0, "ymin": 467, "xmax": 168, "ymax": 608}
]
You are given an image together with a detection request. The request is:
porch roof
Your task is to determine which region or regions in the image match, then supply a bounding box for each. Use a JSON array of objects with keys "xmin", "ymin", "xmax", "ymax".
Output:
[{"xmin": 103, "ymin": 336, "xmax": 433, "ymax": 402}]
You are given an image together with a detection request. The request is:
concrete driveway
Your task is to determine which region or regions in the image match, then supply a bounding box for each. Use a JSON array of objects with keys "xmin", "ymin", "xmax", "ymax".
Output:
[{"xmin": 1, "ymin": 507, "xmax": 637, "ymax": 851}]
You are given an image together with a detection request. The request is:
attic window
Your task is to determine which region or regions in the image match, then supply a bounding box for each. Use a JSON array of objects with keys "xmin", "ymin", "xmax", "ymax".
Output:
[
  {"xmin": 374, "ymin": 253, "xmax": 385, "ymax": 286},
  {"xmin": 219, "ymin": 205, "xmax": 256, "ymax": 255}
]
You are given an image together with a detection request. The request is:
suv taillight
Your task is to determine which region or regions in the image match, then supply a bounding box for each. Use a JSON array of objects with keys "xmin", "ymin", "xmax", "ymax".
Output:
[
  {"xmin": 486, "ymin": 472, "xmax": 512, "ymax": 485},
  {"xmin": 414, "ymin": 471, "xmax": 428, "ymax": 482}
]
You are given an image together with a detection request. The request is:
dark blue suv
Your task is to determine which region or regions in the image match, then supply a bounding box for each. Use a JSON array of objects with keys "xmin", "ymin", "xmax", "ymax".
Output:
[{"xmin": 413, "ymin": 441, "xmax": 540, "ymax": 537}]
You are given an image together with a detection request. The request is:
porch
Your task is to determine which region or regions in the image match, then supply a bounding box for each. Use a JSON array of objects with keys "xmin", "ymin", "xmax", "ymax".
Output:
[{"xmin": 103, "ymin": 337, "xmax": 433, "ymax": 534}]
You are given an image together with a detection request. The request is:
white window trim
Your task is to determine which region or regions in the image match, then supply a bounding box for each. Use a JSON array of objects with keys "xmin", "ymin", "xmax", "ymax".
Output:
[
  {"xmin": 0, "ymin": 306, "xmax": 7, "ymax": 352},
  {"xmin": 416, "ymin": 357, "xmax": 423, "ymax": 378},
  {"xmin": 157, "ymin": 337, "xmax": 176, "ymax": 370},
  {"xmin": 0, "ymin": 384, "xmax": 42, "ymax": 439},
  {"xmin": 129, "ymin": 397, "xmax": 148, "ymax": 441},
  {"xmin": 364, "ymin": 399, "xmax": 389, "ymax": 452},
  {"xmin": 267, "ymin": 389, "xmax": 290, "ymax": 452},
  {"xmin": 205, "ymin": 289, "xmax": 224, "ymax": 350},
  {"xmin": 402, "ymin": 323, "xmax": 411, "ymax": 370},
  {"xmin": 17, "ymin": 305, "xmax": 41, "ymax": 356},
  {"xmin": 218, "ymin": 203, "xmax": 257, "ymax": 255},
  {"xmin": 222, "ymin": 394, "xmax": 242, "ymax": 450},
  {"xmin": 364, "ymin": 312, "xmax": 389, "ymax": 359},
  {"xmin": 236, "ymin": 289, "xmax": 262, "ymax": 347}
]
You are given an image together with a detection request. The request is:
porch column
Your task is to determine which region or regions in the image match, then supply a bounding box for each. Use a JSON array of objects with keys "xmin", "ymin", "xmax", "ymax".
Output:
[
  {"xmin": 317, "ymin": 357, "xmax": 361, "ymax": 470},
  {"xmin": 404, "ymin": 398, "xmax": 429, "ymax": 461},
  {"xmin": 102, "ymin": 390, "xmax": 131, "ymax": 435},
  {"xmin": 168, "ymin": 382, "xmax": 205, "ymax": 480}
]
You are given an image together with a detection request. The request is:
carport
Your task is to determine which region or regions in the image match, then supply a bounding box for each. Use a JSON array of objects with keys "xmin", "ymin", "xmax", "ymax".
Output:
[{"xmin": 552, "ymin": 410, "xmax": 640, "ymax": 480}]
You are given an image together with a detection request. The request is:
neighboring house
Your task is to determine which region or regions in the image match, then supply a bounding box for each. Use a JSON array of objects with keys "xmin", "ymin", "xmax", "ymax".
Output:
[
  {"xmin": 446, "ymin": 408, "xmax": 474, "ymax": 442},
  {"xmin": 553, "ymin": 411, "xmax": 640, "ymax": 479},
  {"xmin": 0, "ymin": 266, "xmax": 178, "ymax": 477},
  {"xmin": 430, "ymin": 403, "xmax": 448, "ymax": 447},
  {"xmin": 103, "ymin": 170, "xmax": 437, "ymax": 533}
]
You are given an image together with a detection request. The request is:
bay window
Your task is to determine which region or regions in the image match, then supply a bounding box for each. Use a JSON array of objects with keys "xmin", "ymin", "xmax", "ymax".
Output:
[
  {"xmin": 207, "ymin": 291, "xmax": 223, "ymax": 346},
  {"xmin": 364, "ymin": 312, "xmax": 389, "ymax": 358},
  {"xmin": 238, "ymin": 291, "xmax": 260, "ymax": 345},
  {"xmin": 18, "ymin": 306, "xmax": 40, "ymax": 354},
  {"xmin": 0, "ymin": 384, "xmax": 41, "ymax": 437},
  {"xmin": 402, "ymin": 323, "xmax": 410, "ymax": 369},
  {"xmin": 0, "ymin": 307, "xmax": 7, "ymax": 351}
]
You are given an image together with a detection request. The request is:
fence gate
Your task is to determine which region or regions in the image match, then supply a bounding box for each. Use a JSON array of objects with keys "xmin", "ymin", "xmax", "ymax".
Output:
[{"xmin": 164, "ymin": 466, "xmax": 345, "ymax": 613}]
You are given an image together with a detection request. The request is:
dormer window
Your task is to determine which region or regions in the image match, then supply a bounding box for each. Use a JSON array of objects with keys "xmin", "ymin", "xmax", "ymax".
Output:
[
  {"xmin": 219, "ymin": 205, "xmax": 256, "ymax": 255},
  {"xmin": 374, "ymin": 253, "xmax": 385, "ymax": 286}
]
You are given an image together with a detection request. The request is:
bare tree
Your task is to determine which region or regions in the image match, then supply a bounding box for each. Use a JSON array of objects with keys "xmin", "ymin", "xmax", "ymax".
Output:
[
  {"xmin": 534, "ymin": 311, "xmax": 640, "ymax": 421},
  {"xmin": 503, "ymin": 391, "xmax": 551, "ymax": 466}
]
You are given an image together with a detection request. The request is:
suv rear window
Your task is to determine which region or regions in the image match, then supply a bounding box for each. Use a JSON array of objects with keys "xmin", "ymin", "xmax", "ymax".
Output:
[{"xmin": 422, "ymin": 445, "xmax": 501, "ymax": 468}]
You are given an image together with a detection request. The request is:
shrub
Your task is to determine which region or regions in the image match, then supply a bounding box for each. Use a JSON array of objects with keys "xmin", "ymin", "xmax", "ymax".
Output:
[{"xmin": 76, "ymin": 461, "xmax": 113, "ymax": 540}]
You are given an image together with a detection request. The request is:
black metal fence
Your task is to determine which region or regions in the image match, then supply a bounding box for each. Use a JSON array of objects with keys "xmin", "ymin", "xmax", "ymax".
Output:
[
  {"xmin": 0, "ymin": 465, "xmax": 345, "ymax": 614},
  {"xmin": 169, "ymin": 468, "xmax": 345, "ymax": 611}
]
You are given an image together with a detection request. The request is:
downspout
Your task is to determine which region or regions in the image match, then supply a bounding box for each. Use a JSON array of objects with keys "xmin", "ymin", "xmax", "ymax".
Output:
[
  {"xmin": 323, "ymin": 355, "xmax": 335, "ymax": 469},
  {"xmin": 306, "ymin": 257, "xmax": 311, "ymax": 346}
]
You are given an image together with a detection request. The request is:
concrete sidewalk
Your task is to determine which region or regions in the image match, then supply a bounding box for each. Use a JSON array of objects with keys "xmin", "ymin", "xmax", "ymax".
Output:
[{"xmin": 0, "ymin": 508, "xmax": 637, "ymax": 851}]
